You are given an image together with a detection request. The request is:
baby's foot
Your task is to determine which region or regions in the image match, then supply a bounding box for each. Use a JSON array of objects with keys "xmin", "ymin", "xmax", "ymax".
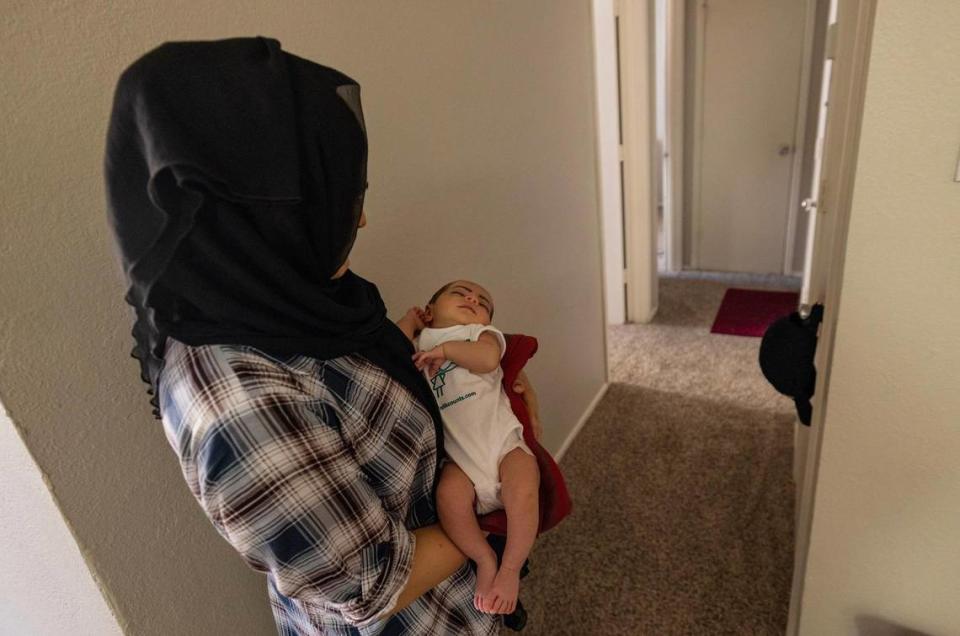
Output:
[
  {"xmin": 487, "ymin": 565, "xmax": 521, "ymax": 614},
  {"xmin": 473, "ymin": 553, "xmax": 498, "ymax": 613}
]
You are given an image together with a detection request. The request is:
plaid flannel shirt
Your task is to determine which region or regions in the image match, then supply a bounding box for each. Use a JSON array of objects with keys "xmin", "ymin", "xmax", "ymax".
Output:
[{"xmin": 158, "ymin": 338, "xmax": 499, "ymax": 635}]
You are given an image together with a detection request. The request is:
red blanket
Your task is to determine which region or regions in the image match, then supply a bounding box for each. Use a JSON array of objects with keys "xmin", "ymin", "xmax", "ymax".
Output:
[{"xmin": 476, "ymin": 333, "xmax": 572, "ymax": 536}]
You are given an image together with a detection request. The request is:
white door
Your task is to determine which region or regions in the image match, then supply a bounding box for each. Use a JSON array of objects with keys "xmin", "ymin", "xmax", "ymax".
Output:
[
  {"xmin": 694, "ymin": 0, "xmax": 808, "ymax": 274},
  {"xmin": 793, "ymin": 2, "xmax": 836, "ymax": 504},
  {"xmin": 788, "ymin": 0, "xmax": 876, "ymax": 629}
]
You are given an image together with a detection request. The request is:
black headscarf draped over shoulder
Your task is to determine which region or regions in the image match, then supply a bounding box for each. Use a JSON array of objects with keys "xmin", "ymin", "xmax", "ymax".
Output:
[{"xmin": 104, "ymin": 37, "xmax": 444, "ymax": 457}]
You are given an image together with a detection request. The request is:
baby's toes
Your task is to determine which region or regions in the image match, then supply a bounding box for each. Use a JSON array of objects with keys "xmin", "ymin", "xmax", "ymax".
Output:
[
  {"xmin": 489, "ymin": 569, "xmax": 520, "ymax": 613},
  {"xmin": 473, "ymin": 557, "xmax": 498, "ymax": 614}
]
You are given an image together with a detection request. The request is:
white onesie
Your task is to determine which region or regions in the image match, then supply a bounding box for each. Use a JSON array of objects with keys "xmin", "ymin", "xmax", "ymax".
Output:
[{"xmin": 417, "ymin": 323, "xmax": 533, "ymax": 515}]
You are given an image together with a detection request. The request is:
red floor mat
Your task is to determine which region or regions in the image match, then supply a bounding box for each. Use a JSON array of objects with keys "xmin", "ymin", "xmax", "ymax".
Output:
[{"xmin": 710, "ymin": 288, "xmax": 800, "ymax": 337}]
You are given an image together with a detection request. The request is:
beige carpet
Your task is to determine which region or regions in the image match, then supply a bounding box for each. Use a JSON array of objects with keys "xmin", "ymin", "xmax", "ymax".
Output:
[{"xmin": 509, "ymin": 275, "xmax": 799, "ymax": 635}]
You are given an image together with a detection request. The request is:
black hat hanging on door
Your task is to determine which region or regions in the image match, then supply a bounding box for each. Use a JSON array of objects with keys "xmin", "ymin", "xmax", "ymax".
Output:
[{"xmin": 758, "ymin": 303, "xmax": 825, "ymax": 426}]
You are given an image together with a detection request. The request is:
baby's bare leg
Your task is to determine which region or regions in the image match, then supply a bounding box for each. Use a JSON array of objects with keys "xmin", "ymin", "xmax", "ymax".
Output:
[
  {"xmin": 486, "ymin": 447, "xmax": 540, "ymax": 615},
  {"xmin": 436, "ymin": 462, "xmax": 499, "ymax": 612}
]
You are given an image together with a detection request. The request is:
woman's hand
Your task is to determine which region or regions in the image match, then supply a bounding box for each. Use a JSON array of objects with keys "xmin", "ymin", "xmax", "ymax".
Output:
[
  {"xmin": 412, "ymin": 345, "xmax": 446, "ymax": 376},
  {"xmin": 512, "ymin": 370, "xmax": 542, "ymax": 441}
]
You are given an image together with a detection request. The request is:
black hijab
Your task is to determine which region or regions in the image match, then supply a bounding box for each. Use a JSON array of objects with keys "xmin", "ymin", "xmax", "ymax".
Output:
[{"xmin": 103, "ymin": 37, "xmax": 444, "ymax": 463}]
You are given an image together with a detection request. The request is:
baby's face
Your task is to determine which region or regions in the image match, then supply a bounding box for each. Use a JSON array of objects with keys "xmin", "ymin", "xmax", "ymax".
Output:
[{"xmin": 428, "ymin": 280, "xmax": 494, "ymax": 328}]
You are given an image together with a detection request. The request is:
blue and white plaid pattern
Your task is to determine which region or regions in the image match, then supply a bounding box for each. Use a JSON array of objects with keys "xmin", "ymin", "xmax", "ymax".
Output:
[{"xmin": 158, "ymin": 338, "xmax": 498, "ymax": 635}]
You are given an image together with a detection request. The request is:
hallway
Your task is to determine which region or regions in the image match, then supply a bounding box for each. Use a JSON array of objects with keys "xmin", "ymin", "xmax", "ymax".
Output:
[{"xmin": 515, "ymin": 275, "xmax": 799, "ymax": 635}]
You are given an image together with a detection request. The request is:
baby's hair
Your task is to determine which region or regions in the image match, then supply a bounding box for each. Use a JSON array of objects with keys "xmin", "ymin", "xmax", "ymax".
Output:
[{"xmin": 427, "ymin": 280, "xmax": 494, "ymax": 320}]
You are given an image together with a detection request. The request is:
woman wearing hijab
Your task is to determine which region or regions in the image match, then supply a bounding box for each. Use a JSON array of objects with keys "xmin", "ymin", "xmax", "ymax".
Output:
[{"xmin": 104, "ymin": 37, "xmax": 539, "ymax": 635}]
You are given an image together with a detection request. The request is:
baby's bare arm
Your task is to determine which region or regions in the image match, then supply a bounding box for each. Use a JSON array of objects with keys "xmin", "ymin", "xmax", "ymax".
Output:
[
  {"xmin": 441, "ymin": 333, "xmax": 501, "ymax": 374},
  {"xmin": 396, "ymin": 316, "xmax": 417, "ymax": 343}
]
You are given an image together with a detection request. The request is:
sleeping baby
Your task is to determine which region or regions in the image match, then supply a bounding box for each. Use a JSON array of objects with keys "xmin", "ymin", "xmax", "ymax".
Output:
[{"xmin": 395, "ymin": 279, "xmax": 540, "ymax": 616}]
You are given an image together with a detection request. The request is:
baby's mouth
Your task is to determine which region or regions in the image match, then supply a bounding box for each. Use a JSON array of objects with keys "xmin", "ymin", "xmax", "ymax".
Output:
[{"xmin": 459, "ymin": 305, "xmax": 476, "ymax": 315}]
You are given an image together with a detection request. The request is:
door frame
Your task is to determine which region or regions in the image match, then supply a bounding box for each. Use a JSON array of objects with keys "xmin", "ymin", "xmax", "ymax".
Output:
[
  {"xmin": 660, "ymin": 0, "xmax": 686, "ymax": 274},
  {"xmin": 591, "ymin": 0, "xmax": 627, "ymax": 326},
  {"xmin": 618, "ymin": 0, "xmax": 659, "ymax": 323},
  {"xmin": 689, "ymin": 0, "xmax": 817, "ymax": 275}
]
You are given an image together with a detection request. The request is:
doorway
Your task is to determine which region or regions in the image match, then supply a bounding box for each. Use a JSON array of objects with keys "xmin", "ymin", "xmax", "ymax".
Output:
[{"xmin": 588, "ymin": 0, "xmax": 875, "ymax": 632}]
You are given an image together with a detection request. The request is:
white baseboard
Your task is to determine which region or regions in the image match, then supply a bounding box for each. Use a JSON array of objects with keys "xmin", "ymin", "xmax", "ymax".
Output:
[{"xmin": 554, "ymin": 382, "xmax": 609, "ymax": 463}]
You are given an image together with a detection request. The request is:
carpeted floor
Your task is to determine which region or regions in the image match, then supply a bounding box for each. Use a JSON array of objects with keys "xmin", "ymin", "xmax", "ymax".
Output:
[{"xmin": 509, "ymin": 275, "xmax": 799, "ymax": 635}]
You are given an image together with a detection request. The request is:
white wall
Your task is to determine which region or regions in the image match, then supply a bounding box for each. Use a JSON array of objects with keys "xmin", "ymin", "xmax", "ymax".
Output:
[
  {"xmin": 1, "ymin": 403, "xmax": 122, "ymax": 636},
  {"xmin": 0, "ymin": 1, "xmax": 605, "ymax": 633},
  {"xmin": 797, "ymin": 2, "xmax": 960, "ymax": 634}
]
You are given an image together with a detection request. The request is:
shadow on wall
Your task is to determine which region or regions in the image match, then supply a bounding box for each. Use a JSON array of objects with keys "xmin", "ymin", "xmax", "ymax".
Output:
[{"xmin": 855, "ymin": 614, "xmax": 934, "ymax": 636}]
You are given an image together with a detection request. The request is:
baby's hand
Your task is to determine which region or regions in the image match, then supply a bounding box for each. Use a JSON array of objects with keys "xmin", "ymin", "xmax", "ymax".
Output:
[
  {"xmin": 412, "ymin": 345, "xmax": 446, "ymax": 376},
  {"xmin": 403, "ymin": 306, "xmax": 427, "ymax": 331}
]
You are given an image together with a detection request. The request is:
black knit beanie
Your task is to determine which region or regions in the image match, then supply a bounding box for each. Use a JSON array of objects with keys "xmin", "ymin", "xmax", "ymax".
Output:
[{"xmin": 758, "ymin": 303, "xmax": 825, "ymax": 425}]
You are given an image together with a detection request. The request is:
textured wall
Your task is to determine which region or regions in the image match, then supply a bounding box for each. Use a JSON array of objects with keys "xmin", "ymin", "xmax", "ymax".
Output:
[
  {"xmin": 0, "ymin": 1, "xmax": 604, "ymax": 633},
  {"xmin": 799, "ymin": 2, "xmax": 960, "ymax": 634}
]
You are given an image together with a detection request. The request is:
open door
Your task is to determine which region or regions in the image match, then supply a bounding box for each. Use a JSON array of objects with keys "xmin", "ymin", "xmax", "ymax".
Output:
[
  {"xmin": 794, "ymin": 0, "xmax": 838, "ymax": 495},
  {"xmin": 788, "ymin": 0, "xmax": 877, "ymax": 632},
  {"xmin": 793, "ymin": 0, "xmax": 874, "ymax": 510}
]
